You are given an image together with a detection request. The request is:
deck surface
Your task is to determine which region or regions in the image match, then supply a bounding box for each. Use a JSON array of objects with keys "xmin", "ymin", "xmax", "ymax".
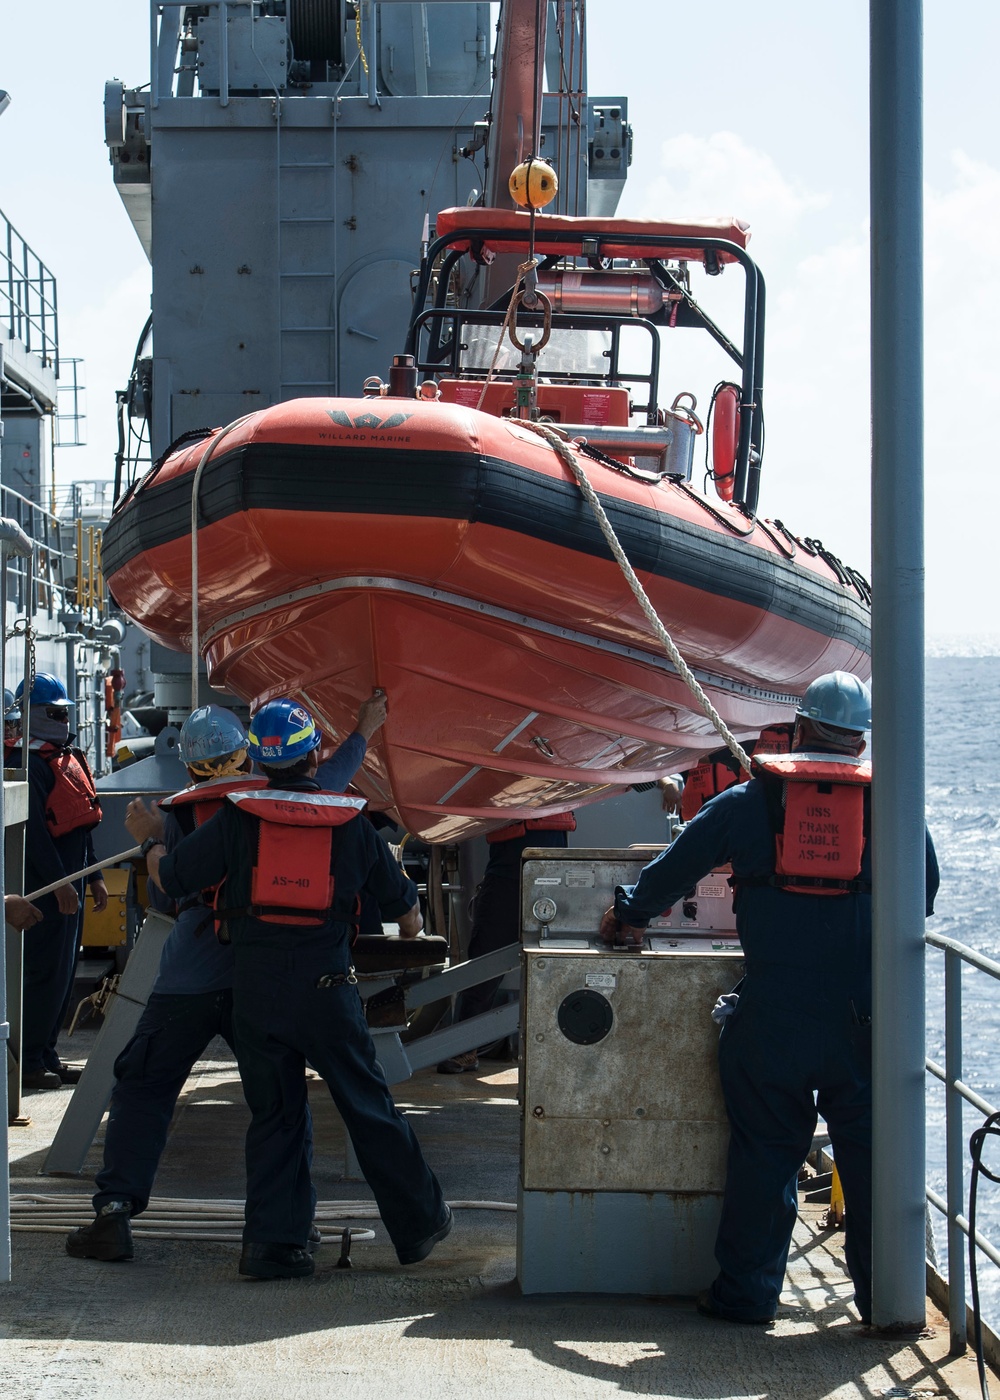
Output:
[{"xmin": 2, "ymin": 1027, "xmax": 983, "ymax": 1400}]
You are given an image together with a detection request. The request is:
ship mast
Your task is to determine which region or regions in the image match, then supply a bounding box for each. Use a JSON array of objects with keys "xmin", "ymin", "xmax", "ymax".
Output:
[
  {"xmin": 483, "ymin": 0, "xmax": 549, "ymax": 210},
  {"xmin": 480, "ymin": 0, "xmax": 550, "ymax": 307}
]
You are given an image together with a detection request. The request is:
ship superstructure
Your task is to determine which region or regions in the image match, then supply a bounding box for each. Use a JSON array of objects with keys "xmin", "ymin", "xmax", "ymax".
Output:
[{"xmin": 107, "ymin": 1, "xmax": 629, "ymax": 472}]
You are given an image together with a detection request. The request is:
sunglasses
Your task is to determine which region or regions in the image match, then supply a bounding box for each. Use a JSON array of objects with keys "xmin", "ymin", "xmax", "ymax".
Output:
[{"xmin": 44, "ymin": 706, "xmax": 70, "ymax": 722}]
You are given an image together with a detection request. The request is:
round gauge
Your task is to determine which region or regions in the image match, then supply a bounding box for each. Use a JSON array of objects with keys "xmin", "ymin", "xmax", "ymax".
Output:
[{"xmin": 532, "ymin": 896, "xmax": 558, "ymax": 923}]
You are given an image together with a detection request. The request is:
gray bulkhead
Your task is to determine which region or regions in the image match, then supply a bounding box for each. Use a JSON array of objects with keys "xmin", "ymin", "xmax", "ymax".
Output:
[{"xmin": 106, "ymin": 2, "xmax": 628, "ymax": 458}]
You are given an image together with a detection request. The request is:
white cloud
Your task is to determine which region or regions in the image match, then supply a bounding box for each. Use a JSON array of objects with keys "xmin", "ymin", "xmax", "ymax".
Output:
[
  {"xmin": 636, "ymin": 132, "xmax": 830, "ymax": 237},
  {"xmin": 621, "ymin": 130, "xmax": 1000, "ymax": 636},
  {"xmin": 923, "ymin": 152, "xmax": 1000, "ymax": 635},
  {"xmin": 621, "ymin": 131, "xmax": 871, "ymax": 569}
]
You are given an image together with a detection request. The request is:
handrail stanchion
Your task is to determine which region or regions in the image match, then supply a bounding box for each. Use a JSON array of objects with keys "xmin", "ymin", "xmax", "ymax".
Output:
[
  {"xmin": 870, "ymin": 0, "xmax": 926, "ymax": 1330},
  {"xmin": 944, "ymin": 946, "xmax": 967, "ymax": 1353},
  {"xmin": 0, "ymin": 518, "xmax": 35, "ymax": 1286}
]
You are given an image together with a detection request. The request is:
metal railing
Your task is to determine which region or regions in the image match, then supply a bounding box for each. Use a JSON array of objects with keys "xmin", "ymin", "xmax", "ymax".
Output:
[
  {"xmin": 55, "ymin": 359, "xmax": 86, "ymax": 447},
  {"xmin": 925, "ymin": 929, "xmax": 1000, "ymax": 1355},
  {"xmin": 0, "ymin": 483, "xmax": 78, "ymax": 620},
  {"xmin": 1, "ymin": 207, "xmax": 58, "ymax": 373}
]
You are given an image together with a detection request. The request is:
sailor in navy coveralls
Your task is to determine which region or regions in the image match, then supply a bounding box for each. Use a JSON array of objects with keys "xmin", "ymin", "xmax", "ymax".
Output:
[
  {"xmin": 146, "ymin": 697, "xmax": 450, "ymax": 1279},
  {"xmin": 66, "ymin": 694, "xmax": 391, "ymax": 1266},
  {"xmin": 5, "ymin": 673, "xmax": 108, "ymax": 1090},
  {"xmin": 601, "ymin": 673, "xmax": 939, "ymax": 1326}
]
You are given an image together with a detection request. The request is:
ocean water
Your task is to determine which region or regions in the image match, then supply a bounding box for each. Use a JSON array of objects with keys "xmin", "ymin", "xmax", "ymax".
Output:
[{"xmin": 924, "ymin": 654, "xmax": 1000, "ymax": 1323}]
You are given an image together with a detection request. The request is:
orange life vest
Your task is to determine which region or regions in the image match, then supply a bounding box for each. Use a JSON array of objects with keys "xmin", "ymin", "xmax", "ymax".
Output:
[
  {"xmin": 486, "ymin": 812, "xmax": 577, "ymax": 844},
  {"xmin": 33, "ymin": 741, "xmax": 102, "ymax": 837},
  {"xmin": 160, "ymin": 774, "xmax": 270, "ymax": 826},
  {"xmin": 753, "ymin": 751, "xmax": 872, "ymax": 896},
  {"xmin": 160, "ymin": 775, "xmax": 272, "ymax": 926},
  {"xmin": 225, "ymin": 789, "xmax": 368, "ymax": 926},
  {"xmin": 680, "ymin": 758, "xmax": 741, "ymax": 822},
  {"xmin": 751, "ymin": 722, "xmax": 795, "ymax": 758}
]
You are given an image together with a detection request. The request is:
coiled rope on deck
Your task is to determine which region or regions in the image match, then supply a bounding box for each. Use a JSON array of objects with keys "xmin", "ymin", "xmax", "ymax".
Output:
[
  {"xmin": 11, "ymin": 1193, "xmax": 514, "ymax": 1243},
  {"xmin": 518, "ymin": 419, "xmax": 754, "ymax": 777},
  {"xmin": 11, "ymin": 1194, "xmax": 375, "ymax": 1244}
]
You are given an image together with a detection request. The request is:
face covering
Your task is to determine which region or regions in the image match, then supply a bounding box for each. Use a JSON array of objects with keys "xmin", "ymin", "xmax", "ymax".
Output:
[{"xmin": 29, "ymin": 706, "xmax": 71, "ymax": 746}]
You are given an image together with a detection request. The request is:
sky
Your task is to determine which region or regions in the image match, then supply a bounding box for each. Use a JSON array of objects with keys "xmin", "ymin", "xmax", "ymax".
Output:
[{"xmin": 1, "ymin": 1, "xmax": 997, "ymax": 639}]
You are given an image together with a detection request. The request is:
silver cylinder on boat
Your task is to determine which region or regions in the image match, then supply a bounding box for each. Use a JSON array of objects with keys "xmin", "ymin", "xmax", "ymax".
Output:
[
  {"xmin": 661, "ymin": 410, "xmax": 697, "ymax": 479},
  {"xmin": 534, "ymin": 270, "xmax": 669, "ymax": 317},
  {"xmin": 563, "ymin": 414, "xmax": 696, "ymax": 479}
]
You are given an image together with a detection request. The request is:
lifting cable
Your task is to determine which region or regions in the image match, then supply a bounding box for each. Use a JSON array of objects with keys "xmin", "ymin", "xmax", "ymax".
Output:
[{"xmin": 517, "ymin": 419, "xmax": 754, "ymax": 777}]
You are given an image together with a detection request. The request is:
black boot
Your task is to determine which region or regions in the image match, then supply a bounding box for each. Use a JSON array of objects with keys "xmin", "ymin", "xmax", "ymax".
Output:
[
  {"xmin": 239, "ymin": 1243, "xmax": 315, "ymax": 1280},
  {"xmin": 22, "ymin": 1068, "xmax": 62, "ymax": 1091},
  {"xmin": 396, "ymin": 1205, "xmax": 453, "ymax": 1265},
  {"xmin": 66, "ymin": 1201, "xmax": 134, "ymax": 1262}
]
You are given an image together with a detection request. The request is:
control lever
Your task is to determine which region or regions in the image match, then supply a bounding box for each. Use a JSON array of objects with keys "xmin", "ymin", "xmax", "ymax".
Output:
[{"xmin": 598, "ymin": 905, "xmax": 645, "ymax": 951}]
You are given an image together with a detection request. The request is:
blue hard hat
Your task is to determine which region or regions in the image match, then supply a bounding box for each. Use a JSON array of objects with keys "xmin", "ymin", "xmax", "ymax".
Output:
[
  {"xmin": 3, "ymin": 688, "xmax": 19, "ymax": 720},
  {"xmin": 248, "ymin": 699, "xmax": 321, "ymax": 766},
  {"xmin": 15, "ymin": 672, "xmax": 72, "ymax": 708},
  {"xmin": 796, "ymin": 671, "xmax": 872, "ymax": 733},
  {"xmin": 179, "ymin": 705, "xmax": 248, "ymax": 764}
]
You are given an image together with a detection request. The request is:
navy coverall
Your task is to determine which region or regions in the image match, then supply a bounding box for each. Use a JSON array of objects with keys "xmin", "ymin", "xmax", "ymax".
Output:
[
  {"xmin": 157, "ymin": 776, "xmax": 447, "ymax": 1259},
  {"xmin": 614, "ymin": 775, "xmax": 939, "ymax": 1324},
  {"xmin": 93, "ymin": 737, "xmax": 367, "ymax": 1217},
  {"xmin": 6, "ymin": 741, "xmax": 101, "ymax": 1076}
]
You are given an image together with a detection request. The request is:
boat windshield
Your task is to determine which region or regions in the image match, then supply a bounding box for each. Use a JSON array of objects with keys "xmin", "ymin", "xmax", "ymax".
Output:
[
  {"xmin": 459, "ymin": 325, "xmax": 612, "ymax": 379},
  {"xmin": 412, "ymin": 309, "xmax": 660, "ymax": 412}
]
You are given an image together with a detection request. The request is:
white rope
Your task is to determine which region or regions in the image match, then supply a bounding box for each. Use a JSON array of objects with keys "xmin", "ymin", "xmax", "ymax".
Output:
[
  {"xmin": 24, "ymin": 846, "xmax": 142, "ymax": 900},
  {"xmin": 11, "ymin": 1193, "xmax": 515, "ymax": 1214},
  {"xmin": 519, "ymin": 420, "xmax": 754, "ymax": 776},
  {"xmin": 10, "ymin": 1193, "xmax": 515, "ymax": 1242},
  {"xmin": 14, "ymin": 1225, "xmax": 376, "ymax": 1244}
]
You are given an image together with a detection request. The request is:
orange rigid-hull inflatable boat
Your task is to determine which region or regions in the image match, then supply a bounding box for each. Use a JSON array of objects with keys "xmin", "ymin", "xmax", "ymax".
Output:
[{"xmin": 102, "ymin": 210, "xmax": 871, "ymax": 841}]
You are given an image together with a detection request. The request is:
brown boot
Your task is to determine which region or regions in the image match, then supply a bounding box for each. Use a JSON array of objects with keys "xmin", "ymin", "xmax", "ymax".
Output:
[{"xmin": 437, "ymin": 1051, "xmax": 479, "ymax": 1074}]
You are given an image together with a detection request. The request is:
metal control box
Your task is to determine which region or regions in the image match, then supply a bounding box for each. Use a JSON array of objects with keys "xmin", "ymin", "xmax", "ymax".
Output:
[
  {"xmin": 521, "ymin": 847, "xmax": 738, "ymax": 946},
  {"xmin": 517, "ymin": 849, "xmax": 742, "ymax": 1296}
]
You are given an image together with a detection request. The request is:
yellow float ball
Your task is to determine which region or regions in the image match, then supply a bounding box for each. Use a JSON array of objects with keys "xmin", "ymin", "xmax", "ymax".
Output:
[{"xmin": 508, "ymin": 158, "xmax": 559, "ymax": 210}]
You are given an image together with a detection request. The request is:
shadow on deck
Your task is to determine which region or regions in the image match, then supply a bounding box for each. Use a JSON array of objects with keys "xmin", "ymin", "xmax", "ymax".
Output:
[{"xmin": 2, "ymin": 1027, "xmax": 983, "ymax": 1400}]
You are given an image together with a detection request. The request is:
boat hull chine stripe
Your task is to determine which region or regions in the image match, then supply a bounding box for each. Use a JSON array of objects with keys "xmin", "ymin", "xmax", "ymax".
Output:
[{"xmin": 102, "ymin": 441, "xmax": 870, "ymax": 652}]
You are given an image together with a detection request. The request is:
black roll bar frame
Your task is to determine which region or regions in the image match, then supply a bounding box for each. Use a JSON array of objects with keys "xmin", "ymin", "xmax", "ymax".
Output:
[{"xmin": 405, "ymin": 226, "xmax": 766, "ymax": 513}]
